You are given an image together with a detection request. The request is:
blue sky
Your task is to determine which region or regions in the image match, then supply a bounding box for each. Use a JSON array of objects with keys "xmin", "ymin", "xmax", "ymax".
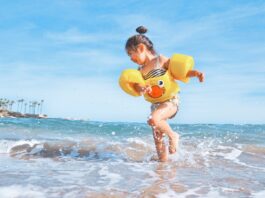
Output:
[{"xmin": 0, "ymin": 0, "xmax": 265, "ymax": 123}]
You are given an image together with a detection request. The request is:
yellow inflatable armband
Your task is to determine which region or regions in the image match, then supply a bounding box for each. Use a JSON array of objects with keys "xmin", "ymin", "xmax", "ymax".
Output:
[
  {"xmin": 169, "ymin": 54, "xmax": 194, "ymax": 83},
  {"xmin": 119, "ymin": 69, "xmax": 145, "ymax": 96}
]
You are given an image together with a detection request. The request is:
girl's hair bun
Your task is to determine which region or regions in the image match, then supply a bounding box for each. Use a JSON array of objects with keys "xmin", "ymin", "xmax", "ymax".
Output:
[{"xmin": 136, "ymin": 26, "xmax": 147, "ymax": 34}]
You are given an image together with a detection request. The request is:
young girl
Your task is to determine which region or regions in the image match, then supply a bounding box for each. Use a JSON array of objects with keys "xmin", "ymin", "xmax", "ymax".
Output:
[{"xmin": 124, "ymin": 26, "xmax": 204, "ymax": 162}]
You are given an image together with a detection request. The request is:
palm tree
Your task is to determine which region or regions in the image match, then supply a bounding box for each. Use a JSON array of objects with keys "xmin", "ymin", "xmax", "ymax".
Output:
[
  {"xmin": 40, "ymin": 100, "xmax": 44, "ymax": 114},
  {"xmin": 6, "ymin": 100, "xmax": 10, "ymax": 111},
  {"xmin": 17, "ymin": 99, "xmax": 21, "ymax": 112},
  {"xmin": 3, "ymin": 99, "xmax": 8, "ymax": 110},
  {"xmin": 28, "ymin": 101, "xmax": 32, "ymax": 114},
  {"xmin": 20, "ymin": 99, "xmax": 24, "ymax": 113},
  {"xmin": 32, "ymin": 101, "xmax": 38, "ymax": 115},
  {"xmin": 0, "ymin": 98, "xmax": 8, "ymax": 110},
  {"xmin": 8, "ymin": 100, "xmax": 14, "ymax": 111},
  {"xmin": 24, "ymin": 103, "xmax": 28, "ymax": 114},
  {"xmin": 32, "ymin": 102, "xmax": 35, "ymax": 114},
  {"xmin": 9, "ymin": 100, "xmax": 14, "ymax": 112},
  {"xmin": 30, "ymin": 101, "xmax": 34, "ymax": 114},
  {"xmin": 37, "ymin": 103, "xmax": 41, "ymax": 115}
]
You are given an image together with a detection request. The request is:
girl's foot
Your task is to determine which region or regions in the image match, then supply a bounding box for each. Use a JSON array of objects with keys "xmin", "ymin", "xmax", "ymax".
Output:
[{"xmin": 169, "ymin": 133, "xmax": 179, "ymax": 154}]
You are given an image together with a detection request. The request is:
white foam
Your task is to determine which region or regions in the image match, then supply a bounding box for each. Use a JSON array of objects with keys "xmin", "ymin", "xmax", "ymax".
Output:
[
  {"xmin": 157, "ymin": 186, "xmax": 228, "ymax": 198},
  {"xmin": 28, "ymin": 144, "xmax": 44, "ymax": 155},
  {"xmin": 205, "ymin": 189, "xmax": 226, "ymax": 198},
  {"xmin": 210, "ymin": 145, "xmax": 242, "ymax": 161},
  {"xmin": 98, "ymin": 165, "xmax": 123, "ymax": 186},
  {"xmin": 126, "ymin": 137, "xmax": 149, "ymax": 146},
  {"xmin": 63, "ymin": 117, "xmax": 89, "ymax": 121},
  {"xmin": 0, "ymin": 185, "xmax": 45, "ymax": 198},
  {"xmin": 157, "ymin": 186, "xmax": 199, "ymax": 198},
  {"xmin": 157, "ymin": 187, "xmax": 180, "ymax": 198},
  {"xmin": 252, "ymin": 190, "xmax": 265, "ymax": 198},
  {"xmin": 223, "ymin": 148, "xmax": 242, "ymax": 161}
]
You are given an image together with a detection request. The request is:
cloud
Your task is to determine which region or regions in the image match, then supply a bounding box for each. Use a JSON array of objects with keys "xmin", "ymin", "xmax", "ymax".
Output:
[
  {"xmin": 44, "ymin": 27, "xmax": 126, "ymax": 45},
  {"xmin": 0, "ymin": 46, "xmax": 130, "ymax": 78},
  {"xmin": 169, "ymin": 4, "xmax": 264, "ymax": 46}
]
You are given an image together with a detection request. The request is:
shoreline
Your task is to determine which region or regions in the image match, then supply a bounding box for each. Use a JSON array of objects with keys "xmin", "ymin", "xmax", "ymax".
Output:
[{"xmin": 0, "ymin": 109, "xmax": 47, "ymax": 119}]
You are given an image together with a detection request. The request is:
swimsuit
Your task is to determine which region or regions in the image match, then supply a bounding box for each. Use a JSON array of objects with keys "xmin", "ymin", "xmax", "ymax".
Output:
[{"xmin": 140, "ymin": 55, "xmax": 180, "ymax": 119}]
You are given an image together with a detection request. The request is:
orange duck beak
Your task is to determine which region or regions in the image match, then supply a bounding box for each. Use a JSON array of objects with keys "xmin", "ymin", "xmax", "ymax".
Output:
[{"xmin": 148, "ymin": 85, "xmax": 165, "ymax": 98}]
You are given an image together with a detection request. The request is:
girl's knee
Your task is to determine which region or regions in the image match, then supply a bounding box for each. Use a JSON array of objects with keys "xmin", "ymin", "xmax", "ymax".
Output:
[
  {"xmin": 147, "ymin": 118, "xmax": 155, "ymax": 126},
  {"xmin": 147, "ymin": 116, "xmax": 160, "ymax": 127},
  {"xmin": 147, "ymin": 117, "xmax": 152, "ymax": 126},
  {"xmin": 147, "ymin": 115, "xmax": 154, "ymax": 126}
]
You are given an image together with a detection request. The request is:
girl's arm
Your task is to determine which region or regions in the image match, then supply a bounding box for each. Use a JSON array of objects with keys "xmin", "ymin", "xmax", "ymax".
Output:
[
  {"xmin": 186, "ymin": 70, "xmax": 204, "ymax": 82},
  {"xmin": 164, "ymin": 58, "xmax": 204, "ymax": 83}
]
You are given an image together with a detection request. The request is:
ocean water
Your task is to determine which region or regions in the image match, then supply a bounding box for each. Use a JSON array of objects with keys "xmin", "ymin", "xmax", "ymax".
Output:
[{"xmin": 0, "ymin": 118, "xmax": 264, "ymax": 198}]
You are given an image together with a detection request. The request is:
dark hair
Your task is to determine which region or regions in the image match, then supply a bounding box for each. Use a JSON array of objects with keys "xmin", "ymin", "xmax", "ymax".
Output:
[{"xmin": 125, "ymin": 26, "xmax": 156, "ymax": 55}]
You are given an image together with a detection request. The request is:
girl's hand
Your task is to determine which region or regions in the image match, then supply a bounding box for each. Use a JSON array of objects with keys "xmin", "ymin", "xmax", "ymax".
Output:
[
  {"xmin": 186, "ymin": 70, "xmax": 205, "ymax": 83},
  {"xmin": 197, "ymin": 72, "xmax": 204, "ymax": 82},
  {"xmin": 134, "ymin": 83, "xmax": 152, "ymax": 95}
]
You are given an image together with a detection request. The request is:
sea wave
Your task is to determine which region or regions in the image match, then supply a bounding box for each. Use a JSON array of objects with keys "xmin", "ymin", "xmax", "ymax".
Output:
[
  {"xmin": 1, "ymin": 119, "xmax": 265, "ymax": 197},
  {"xmin": 0, "ymin": 138, "xmax": 155, "ymax": 162}
]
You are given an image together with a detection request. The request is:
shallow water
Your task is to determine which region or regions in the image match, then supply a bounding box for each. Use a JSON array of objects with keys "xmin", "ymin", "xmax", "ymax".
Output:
[{"xmin": 0, "ymin": 118, "xmax": 264, "ymax": 198}]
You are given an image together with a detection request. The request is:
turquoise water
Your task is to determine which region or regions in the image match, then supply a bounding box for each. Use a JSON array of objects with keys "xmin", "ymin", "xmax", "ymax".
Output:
[{"xmin": 0, "ymin": 118, "xmax": 264, "ymax": 197}]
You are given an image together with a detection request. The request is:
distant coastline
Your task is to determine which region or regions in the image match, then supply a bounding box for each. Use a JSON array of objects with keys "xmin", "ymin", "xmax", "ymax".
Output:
[
  {"xmin": 0, "ymin": 98, "xmax": 47, "ymax": 119},
  {"xmin": 0, "ymin": 109, "xmax": 47, "ymax": 119}
]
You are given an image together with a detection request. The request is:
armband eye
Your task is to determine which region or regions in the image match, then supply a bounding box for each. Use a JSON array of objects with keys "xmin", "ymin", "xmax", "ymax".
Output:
[{"xmin": 158, "ymin": 80, "xmax": 164, "ymax": 87}]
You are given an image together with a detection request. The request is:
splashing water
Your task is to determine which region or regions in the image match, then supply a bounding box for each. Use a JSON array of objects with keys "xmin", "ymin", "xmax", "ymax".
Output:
[{"xmin": 0, "ymin": 118, "xmax": 264, "ymax": 197}]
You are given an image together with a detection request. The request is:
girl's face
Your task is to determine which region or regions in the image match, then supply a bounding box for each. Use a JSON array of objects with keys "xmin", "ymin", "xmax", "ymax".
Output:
[{"xmin": 127, "ymin": 44, "xmax": 146, "ymax": 65}]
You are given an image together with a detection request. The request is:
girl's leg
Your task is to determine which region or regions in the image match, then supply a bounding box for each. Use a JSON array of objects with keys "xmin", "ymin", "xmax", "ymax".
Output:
[
  {"xmin": 148, "ymin": 102, "xmax": 179, "ymax": 154},
  {"xmin": 152, "ymin": 128, "xmax": 168, "ymax": 162}
]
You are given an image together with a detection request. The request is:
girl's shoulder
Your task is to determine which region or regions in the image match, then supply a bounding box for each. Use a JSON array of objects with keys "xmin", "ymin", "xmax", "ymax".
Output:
[{"xmin": 159, "ymin": 54, "xmax": 170, "ymax": 70}]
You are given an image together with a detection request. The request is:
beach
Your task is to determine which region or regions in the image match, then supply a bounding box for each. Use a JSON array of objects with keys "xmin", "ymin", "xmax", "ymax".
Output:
[{"xmin": 0, "ymin": 118, "xmax": 264, "ymax": 197}]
